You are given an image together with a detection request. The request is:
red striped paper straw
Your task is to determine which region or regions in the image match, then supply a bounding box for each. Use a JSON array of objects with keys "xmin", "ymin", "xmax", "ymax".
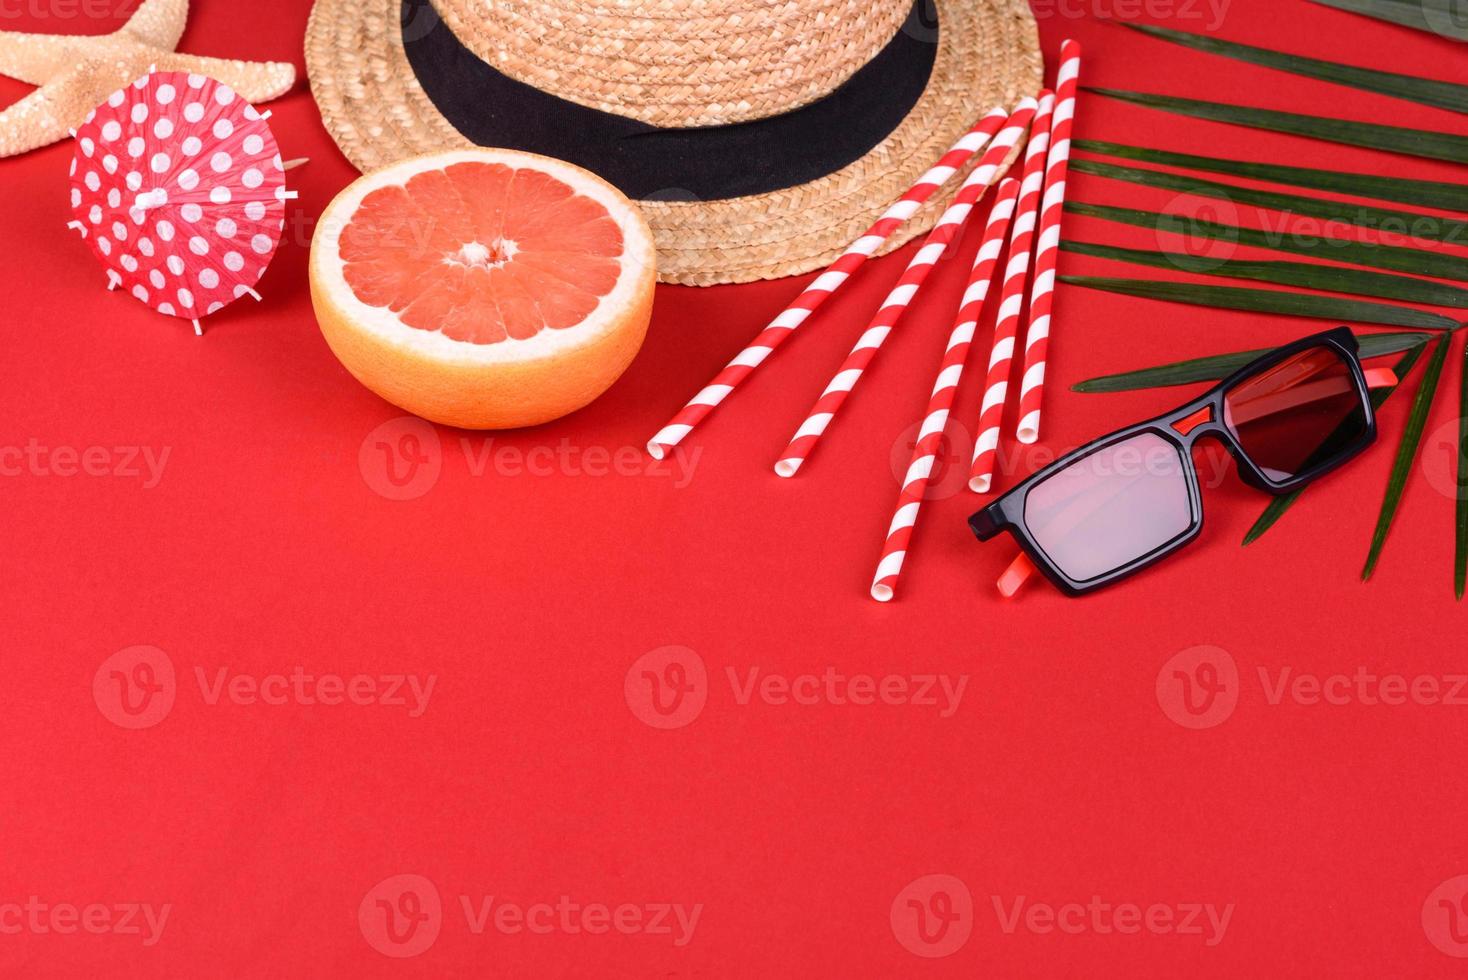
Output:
[
  {"xmin": 970, "ymin": 91, "xmax": 1056, "ymax": 493},
  {"xmin": 870, "ymin": 178, "xmax": 1022, "ymax": 603},
  {"xmin": 772, "ymin": 103, "xmax": 1040, "ymax": 478},
  {"xmin": 645, "ymin": 105, "xmax": 1018, "ymax": 461},
  {"xmin": 1015, "ymin": 40, "xmax": 1083, "ymax": 446}
]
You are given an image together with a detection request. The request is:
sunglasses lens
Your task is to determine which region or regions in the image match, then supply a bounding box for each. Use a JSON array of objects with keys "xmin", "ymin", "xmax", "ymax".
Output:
[
  {"xmin": 1023, "ymin": 431, "xmax": 1195, "ymax": 583},
  {"xmin": 1223, "ymin": 345, "xmax": 1368, "ymax": 484}
]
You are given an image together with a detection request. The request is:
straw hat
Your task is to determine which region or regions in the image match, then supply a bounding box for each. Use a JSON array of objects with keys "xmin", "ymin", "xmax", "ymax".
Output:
[{"xmin": 305, "ymin": 0, "xmax": 1040, "ymax": 285}]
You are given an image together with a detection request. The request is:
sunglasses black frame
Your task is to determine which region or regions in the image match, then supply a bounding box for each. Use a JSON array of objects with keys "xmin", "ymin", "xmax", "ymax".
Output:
[{"xmin": 969, "ymin": 328, "xmax": 1378, "ymax": 596}]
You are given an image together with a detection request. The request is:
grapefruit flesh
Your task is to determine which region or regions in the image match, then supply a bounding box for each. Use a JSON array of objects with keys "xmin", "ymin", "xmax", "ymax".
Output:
[{"xmin": 310, "ymin": 149, "xmax": 656, "ymax": 429}]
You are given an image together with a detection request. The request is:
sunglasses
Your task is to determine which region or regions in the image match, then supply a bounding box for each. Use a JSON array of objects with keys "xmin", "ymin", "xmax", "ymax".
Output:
[{"xmin": 969, "ymin": 328, "xmax": 1398, "ymax": 597}]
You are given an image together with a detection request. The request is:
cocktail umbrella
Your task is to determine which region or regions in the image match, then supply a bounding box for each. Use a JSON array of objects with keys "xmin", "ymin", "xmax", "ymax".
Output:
[{"xmin": 68, "ymin": 70, "xmax": 292, "ymax": 335}]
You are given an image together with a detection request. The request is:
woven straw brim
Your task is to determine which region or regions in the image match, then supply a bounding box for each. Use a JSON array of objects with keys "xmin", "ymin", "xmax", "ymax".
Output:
[{"xmin": 305, "ymin": 0, "xmax": 1041, "ymax": 286}]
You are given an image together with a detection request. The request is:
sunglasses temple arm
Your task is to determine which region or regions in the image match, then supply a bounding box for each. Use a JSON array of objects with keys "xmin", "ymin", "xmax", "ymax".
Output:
[
  {"xmin": 1227, "ymin": 367, "xmax": 1396, "ymax": 428},
  {"xmin": 1365, "ymin": 367, "xmax": 1397, "ymax": 390},
  {"xmin": 998, "ymin": 552, "xmax": 1036, "ymax": 598}
]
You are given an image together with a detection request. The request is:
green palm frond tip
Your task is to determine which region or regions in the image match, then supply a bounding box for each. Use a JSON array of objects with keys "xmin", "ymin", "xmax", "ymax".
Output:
[
  {"xmin": 1455, "ymin": 340, "xmax": 1468, "ymax": 599},
  {"xmin": 1362, "ymin": 335, "xmax": 1452, "ymax": 581},
  {"xmin": 1309, "ymin": 0, "xmax": 1468, "ymax": 42},
  {"xmin": 1121, "ymin": 22, "xmax": 1468, "ymax": 114}
]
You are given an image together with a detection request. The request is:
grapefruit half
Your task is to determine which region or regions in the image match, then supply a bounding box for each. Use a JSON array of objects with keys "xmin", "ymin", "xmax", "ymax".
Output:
[{"xmin": 310, "ymin": 149, "xmax": 656, "ymax": 429}]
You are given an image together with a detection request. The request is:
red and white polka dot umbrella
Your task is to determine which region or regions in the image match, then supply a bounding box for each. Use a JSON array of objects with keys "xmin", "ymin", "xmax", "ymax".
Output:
[{"xmin": 67, "ymin": 70, "xmax": 292, "ymax": 336}]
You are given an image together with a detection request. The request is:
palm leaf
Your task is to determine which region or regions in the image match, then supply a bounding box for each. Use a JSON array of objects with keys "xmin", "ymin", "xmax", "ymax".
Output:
[
  {"xmin": 1086, "ymin": 87, "xmax": 1468, "ymax": 165},
  {"xmin": 1125, "ymin": 23, "xmax": 1468, "ymax": 113},
  {"xmin": 1061, "ymin": 240, "xmax": 1468, "ymax": 309},
  {"xmin": 1456, "ymin": 343, "xmax": 1468, "ymax": 598},
  {"xmin": 1309, "ymin": 0, "xmax": 1468, "ymax": 42},
  {"xmin": 1067, "ymin": 200, "xmax": 1468, "ymax": 285},
  {"xmin": 1363, "ymin": 334, "xmax": 1453, "ymax": 579},
  {"xmin": 1071, "ymin": 158, "xmax": 1468, "ymax": 247},
  {"xmin": 1073, "ymin": 139, "xmax": 1468, "ymax": 213},
  {"xmin": 1061, "ymin": 276, "xmax": 1461, "ymax": 329},
  {"xmin": 1244, "ymin": 343, "xmax": 1430, "ymax": 543},
  {"xmin": 1073, "ymin": 330, "xmax": 1432, "ymax": 393}
]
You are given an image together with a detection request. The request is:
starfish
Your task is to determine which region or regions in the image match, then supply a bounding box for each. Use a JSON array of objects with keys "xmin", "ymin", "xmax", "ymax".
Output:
[{"xmin": 0, "ymin": 0, "xmax": 294, "ymax": 157}]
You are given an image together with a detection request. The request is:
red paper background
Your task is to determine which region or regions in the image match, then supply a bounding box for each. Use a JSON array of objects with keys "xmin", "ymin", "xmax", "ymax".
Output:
[{"xmin": 3, "ymin": 0, "xmax": 1468, "ymax": 974}]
